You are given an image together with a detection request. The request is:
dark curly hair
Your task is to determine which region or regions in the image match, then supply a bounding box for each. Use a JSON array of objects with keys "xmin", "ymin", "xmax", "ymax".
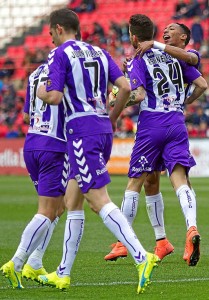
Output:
[{"xmin": 129, "ymin": 14, "xmax": 154, "ymax": 42}]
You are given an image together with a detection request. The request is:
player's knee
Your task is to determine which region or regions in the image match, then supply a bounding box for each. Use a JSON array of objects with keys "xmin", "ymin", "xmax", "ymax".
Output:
[
  {"xmin": 144, "ymin": 179, "xmax": 159, "ymax": 195},
  {"xmin": 126, "ymin": 177, "xmax": 143, "ymax": 192},
  {"xmin": 57, "ymin": 205, "xmax": 65, "ymax": 217}
]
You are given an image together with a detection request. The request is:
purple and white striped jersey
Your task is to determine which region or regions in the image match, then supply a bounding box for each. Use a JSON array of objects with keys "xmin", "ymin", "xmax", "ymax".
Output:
[
  {"xmin": 46, "ymin": 40, "xmax": 123, "ymax": 139},
  {"xmin": 127, "ymin": 48, "xmax": 201, "ymax": 116},
  {"xmin": 24, "ymin": 63, "xmax": 67, "ymax": 152}
]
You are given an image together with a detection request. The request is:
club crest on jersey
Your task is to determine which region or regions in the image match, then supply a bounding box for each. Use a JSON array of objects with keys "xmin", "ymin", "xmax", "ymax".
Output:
[{"xmin": 47, "ymin": 79, "xmax": 52, "ymax": 87}]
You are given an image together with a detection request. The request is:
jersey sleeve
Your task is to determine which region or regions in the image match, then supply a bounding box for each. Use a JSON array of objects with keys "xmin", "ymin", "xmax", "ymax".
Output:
[
  {"xmin": 179, "ymin": 60, "xmax": 202, "ymax": 84},
  {"xmin": 24, "ymin": 81, "xmax": 30, "ymax": 114},
  {"xmin": 46, "ymin": 48, "xmax": 68, "ymax": 93},
  {"xmin": 127, "ymin": 58, "xmax": 147, "ymax": 90},
  {"xmin": 102, "ymin": 50, "xmax": 124, "ymax": 84},
  {"xmin": 187, "ymin": 49, "xmax": 201, "ymax": 69}
]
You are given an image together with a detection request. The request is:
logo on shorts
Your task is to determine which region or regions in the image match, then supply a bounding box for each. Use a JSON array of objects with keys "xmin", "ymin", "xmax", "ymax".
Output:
[
  {"xmin": 138, "ymin": 156, "xmax": 148, "ymax": 168},
  {"xmin": 96, "ymin": 166, "xmax": 107, "ymax": 175},
  {"xmin": 99, "ymin": 153, "xmax": 105, "ymax": 166},
  {"xmin": 73, "ymin": 139, "xmax": 92, "ymax": 184},
  {"xmin": 75, "ymin": 174, "xmax": 82, "ymax": 182},
  {"xmin": 131, "ymin": 155, "xmax": 151, "ymax": 173}
]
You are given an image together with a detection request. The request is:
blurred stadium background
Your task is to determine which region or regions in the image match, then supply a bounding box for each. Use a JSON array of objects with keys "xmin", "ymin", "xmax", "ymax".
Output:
[{"xmin": 0, "ymin": 0, "xmax": 209, "ymax": 176}]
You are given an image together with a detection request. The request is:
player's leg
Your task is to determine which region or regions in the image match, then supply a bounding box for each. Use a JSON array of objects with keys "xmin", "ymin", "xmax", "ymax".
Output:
[
  {"xmin": 38, "ymin": 139, "xmax": 88, "ymax": 290},
  {"xmin": 105, "ymin": 127, "xmax": 163, "ymax": 261},
  {"xmin": 22, "ymin": 196, "xmax": 65, "ymax": 281},
  {"xmin": 38, "ymin": 178, "xmax": 85, "ymax": 290},
  {"xmin": 104, "ymin": 175, "xmax": 145, "ymax": 261},
  {"xmin": 170, "ymin": 164, "xmax": 200, "ymax": 266},
  {"xmin": 39, "ymin": 133, "xmax": 160, "ymax": 293},
  {"xmin": 1, "ymin": 203, "xmax": 51, "ymax": 289},
  {"xmin": 22, "ymin": 151, "xmax": 68, "ymax": 281},
  {"xmin": 1, "ymin": 151, "xmax": 66, "ymax": 288},
  {"xmin": 164, "ymin": 123, "xmax": 200, "ymax": 266},
  {"xmin": 85, "ymin": 183, "xmax": 159, "ymax": 293},
  {"xmin": 144, "ymin": 171, "xmax": 174, "ymax": 260}
]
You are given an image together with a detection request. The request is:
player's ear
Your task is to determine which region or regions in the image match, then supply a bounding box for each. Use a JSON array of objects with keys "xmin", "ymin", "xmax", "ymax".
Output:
[
  {"xmin": 181, "ymin": 33, "xmax": 187, "ymax": 44},
  {"xmin": 133, "ymin": 35, "xmax": 139, "ymax": 48},
  {"xmin": 56, "ymin": 24, "xmax": 63, "ymax": 35},
  {"xmin": 133, "ymin": 35, "xmax": 137, "ymax": 43}
]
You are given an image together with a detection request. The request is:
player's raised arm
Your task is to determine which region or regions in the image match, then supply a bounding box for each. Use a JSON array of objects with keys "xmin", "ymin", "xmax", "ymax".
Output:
[
  {"xmin": 154, "ymin": 42, "xmax": 198, "ymax": 65},
  {"xmin": 136, "ymin": 23, "xmax": 199, "ymax": 66},
  {"xmin": 136, "ymin": 40, "xmax": 198, "ymax": 66}
]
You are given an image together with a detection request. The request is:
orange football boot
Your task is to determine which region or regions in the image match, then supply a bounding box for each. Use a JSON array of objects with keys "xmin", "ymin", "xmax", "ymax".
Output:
[
  {"xmin": 154, "ymin": 239, "xmax": 174, "ymax": 260},
  {"xmin": 183, "ymin": 226, "xmax": 200, "ymax": 266},
  {"xmin": 104, "ymin": 242, "xmax": 128, "ymax": 261}
]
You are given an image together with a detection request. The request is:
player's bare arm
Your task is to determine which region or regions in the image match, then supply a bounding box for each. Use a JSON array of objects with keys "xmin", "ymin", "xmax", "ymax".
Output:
[
  {"xmin": 136, "ymin": 40, "xmax": 198, "ymax": 66},
  {"xmin": 37, "ymin": 85, "xmax": 63, "ymax": 105},
  {"xmin": 185, "ymin": 76, "xmax": 208, "ymax": 104},
  {"xmin": 126, "ymin": 86, "xmax": 145, "ymax": 107},
  {"xmin": 23, "ymin": 113, "xmax": 30, "ymax": 124},
  {"xmin": 159, "ymin": 43, "xmax": 198, "ymax": 65},
  {"xmin": 109, "ymin": 76, "xmax": 131, "ymax": 131},
  {"xmin": 109, "ymin": 85, "xmax": 145, "ymax": 108}
]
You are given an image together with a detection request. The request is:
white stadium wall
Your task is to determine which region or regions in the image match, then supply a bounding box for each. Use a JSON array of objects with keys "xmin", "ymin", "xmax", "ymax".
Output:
[{"xmin": 0, "ymin": 138, "xmax": 209, "ymax": 176}]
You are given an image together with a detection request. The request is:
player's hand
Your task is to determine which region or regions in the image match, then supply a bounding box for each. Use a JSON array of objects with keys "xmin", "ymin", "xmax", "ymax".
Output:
[
  {"xmin": 135, "ymin": 40, "xmax": 154, "ymax": 57},
  {"xmin": 109, "ymin": 92, "xmax": 116, "ymax": 107},
  {"xmin": 122, "ymin": 59, "xmax": 128, "ymax": 73},
  {"xmin": 122, "ymin": 57, "xmax": 132, "ymax": 73}
]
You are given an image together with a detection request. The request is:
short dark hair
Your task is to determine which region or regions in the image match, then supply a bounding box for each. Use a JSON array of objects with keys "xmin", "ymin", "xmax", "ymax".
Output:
[
  {"xmin": 129, "ymin": 14, "xmax": 154, "ymax": 42},
  {"xmin": 176, "ymin": 23, "xmax": 191, "ymax": 46},
  {"xmin": 49, "ymin": 8, "xmax": 79, "ymax": 33}
]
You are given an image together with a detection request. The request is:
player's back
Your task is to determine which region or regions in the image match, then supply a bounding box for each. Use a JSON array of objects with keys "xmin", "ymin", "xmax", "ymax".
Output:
[
  {"xmin": 24, "ymin": 63, "xmax": 66, "ymax": 152},
  {"xmin": 47, "ymin": 40, "xmax": 123, "ymax": 139},
  {"xmin": 129, "ymin": 49, "xmax": 185, "ymax": 114},
  {"xmin": 127, "ymin": 48, "xmax": 201, "ymax": 127},
  {"xmin": 50, "ymin": 40, "xmax": 121, "ymax": 117}
]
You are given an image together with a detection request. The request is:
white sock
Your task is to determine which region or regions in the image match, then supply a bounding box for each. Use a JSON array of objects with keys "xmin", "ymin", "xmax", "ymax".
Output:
[
  {"xmin": 176, "ymin": 185, "xmax": 197, "ymax": 230},
  {"xmin": 121, "ymin": 190, "xmax": 139, "ymax": 225},
  {"xmin": 57, "ymin": 211, "xmax": 85, "ymax": 277},
  {"xmin": 100, "ymin": 202, "xmax": 146, "ymax": 264},
  {"xmin": 191, "ymin": 187, "xmax": 196, "ymax": 197},
  {"xmin": 146, "ymin": 193, "xmax": 166, "ymax": 240},
  {"xmin": 27, "ymin": 216, "xmax": 60, "ymax": 270},
  {"xmin": 12, "ymin": 214, "xmax": 51, "ymax": 271}
]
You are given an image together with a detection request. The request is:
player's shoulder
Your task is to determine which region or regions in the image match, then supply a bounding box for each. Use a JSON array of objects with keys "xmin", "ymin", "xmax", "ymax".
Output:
[
  {"xmin": 30, "ymin": 63, "xmax": 47, "ymax": 79},
  {"xmin": 89, "ymin": 43, "xmax": 107, "ymax": 55},
  {"xmin": 187, "ymin": 49, "xmax": 199, "ymax": 56},
  {"xmin": 187, "ymin": 49, "xmax": 200, "ymax": 59}
]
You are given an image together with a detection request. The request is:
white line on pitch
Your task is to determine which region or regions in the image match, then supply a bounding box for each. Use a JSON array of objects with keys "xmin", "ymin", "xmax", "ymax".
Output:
[{"xmin": 0, "ymin": 277, "xmax": 209, "ymax": 289}]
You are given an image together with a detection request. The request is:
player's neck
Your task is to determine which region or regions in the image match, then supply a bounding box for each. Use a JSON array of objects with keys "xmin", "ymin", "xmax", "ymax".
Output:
[{"xmin": 61, "ymin": 33, "xmax": 76, "ymax": 44}]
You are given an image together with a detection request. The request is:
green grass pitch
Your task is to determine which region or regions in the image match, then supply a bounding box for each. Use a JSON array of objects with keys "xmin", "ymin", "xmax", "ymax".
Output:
[{"xmin": 0, "ymin": 175, "xmax": 209, "ymax": 300}]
